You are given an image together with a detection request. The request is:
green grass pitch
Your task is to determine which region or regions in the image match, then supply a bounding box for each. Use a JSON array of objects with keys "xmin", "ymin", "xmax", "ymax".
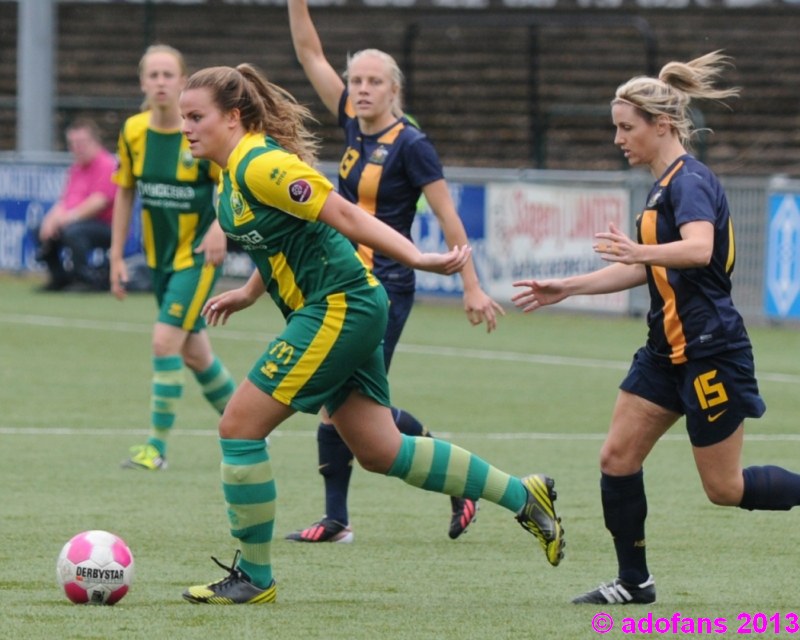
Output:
[{"xmin": 2, "ymin": 274, "xmax": 800, "ymax": 639}]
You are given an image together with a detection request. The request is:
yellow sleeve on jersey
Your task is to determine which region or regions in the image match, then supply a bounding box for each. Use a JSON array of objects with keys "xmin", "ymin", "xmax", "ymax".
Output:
[
  {"xmin": 113, "ymin": 127, "xmax": 135, "ymax": 189},
  {"xmin": 113, "ymin": 112, "xmax": 150, "ymax": 189},
  {"xmin": 243, "ymin": 150, "xmax": 333, "ymax": 222}
]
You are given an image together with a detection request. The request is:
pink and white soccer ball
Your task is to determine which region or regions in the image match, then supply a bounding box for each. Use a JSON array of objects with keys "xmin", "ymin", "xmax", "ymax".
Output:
[{"xmin": 56, "ymin": 530, "xmax": 134, "ymax": 605}]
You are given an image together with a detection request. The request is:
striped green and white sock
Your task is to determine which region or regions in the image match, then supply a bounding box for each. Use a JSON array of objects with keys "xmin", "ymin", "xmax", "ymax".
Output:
[
  {"xmin": 220, "ymin": 438, "xmax": 276, "ymax": 588},
  {"xmin": 149, "ymin": 354, "xmax": 184, "ymax": 456},
  {"xmin": 386, "ymin": 434, "xmax": 527, "ymax": 512},
  {"xmin": 193, "ymin": 357, "xmax": 235, "ymax": 414}
]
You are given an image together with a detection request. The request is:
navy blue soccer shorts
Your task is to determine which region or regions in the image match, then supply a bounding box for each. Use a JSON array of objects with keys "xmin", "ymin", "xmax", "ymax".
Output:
[{"xmin": 619, "ymin": 345, "xmax": 766, "ymax": 447}]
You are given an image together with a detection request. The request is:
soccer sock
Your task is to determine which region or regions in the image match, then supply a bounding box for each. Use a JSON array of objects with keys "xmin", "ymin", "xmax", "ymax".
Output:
[
  {"xmin": 740, "ymin": 465, "xmax": 800, "ymax": 510},
  {"xmin": 193, "ymin": 357, "xmax": 235, "ymax": 414},
  {"xmin": 601, "ymin": 470, "xmax": 649, "ymax": 586},
  {"xmin": 317, "ymin": 422, "xmax": 354, "ymax": 524},
  {"xmin": 220, "ymin": 438, "xmax": 275, "ymax": 589},
  {"xmin": 391, "ymin": 406, "xmax": 430, "ymax": 437},
  {"xmin": 148, "ymin": 355, "xmax": 184, "ymax": 456},
  {"xmin": 386, "ymin": 434, "xmax": 527, "ymax": 511}
]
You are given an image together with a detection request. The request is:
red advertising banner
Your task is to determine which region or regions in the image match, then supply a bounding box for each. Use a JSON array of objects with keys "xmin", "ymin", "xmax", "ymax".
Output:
[{"xmin": 486, "ymin": 183, "xmax": 630, "ymax": 312}]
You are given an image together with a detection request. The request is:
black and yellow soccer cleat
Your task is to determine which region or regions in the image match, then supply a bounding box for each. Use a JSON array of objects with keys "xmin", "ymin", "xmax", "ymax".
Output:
[
  {"xmin": 515, "ymin": 474, "xmax": 565, "ymax": 567},
  {"xmin": 120, "ymin": 444, "xmax": 167, "ymax": 470},
  {"xmin": 182, "ymin": 551, "xmax": 276, "ymax": 605},
  {"xmin": 572, "ymin": 575, "xmax": 655, "ymax": 605}
]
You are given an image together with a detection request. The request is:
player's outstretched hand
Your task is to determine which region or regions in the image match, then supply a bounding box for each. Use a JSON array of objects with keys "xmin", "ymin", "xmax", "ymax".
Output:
[
  {"xmin": 511, "ymin": 278, "xmax": 569, "ymax": 313},
  {"xmin": 416, "ymin": 244, "xmax": 472, "ymax": 275},
  {"xmin": 203, "ymin": 287, "xmax": 258, "ymax": 326},
  {"xmin": 463, "ymin": 287, "xmax": 505, "ymax": 333}
]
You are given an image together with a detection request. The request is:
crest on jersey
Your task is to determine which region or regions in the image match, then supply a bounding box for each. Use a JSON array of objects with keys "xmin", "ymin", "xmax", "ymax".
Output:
[
  {"xmin": 181, "ymin": 150, "xmax": 196, "ymax": 169},
  {"xmin": 288, "ymin": 179, "xmax": 313, "ymax": 203},
  {"xmin": 230, "ymin": 190, "xmax": 254, "ymax": 226},
  {"xmin": 368, "ymin": 145, "xmax": 388, "ymax": 165},
  {"xmin": 647, "ymin": 189, "xmax": 663, "ymax": 208}
]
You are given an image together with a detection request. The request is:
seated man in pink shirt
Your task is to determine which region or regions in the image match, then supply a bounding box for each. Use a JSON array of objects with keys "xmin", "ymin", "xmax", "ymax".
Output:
[{"xmin": 35, "ymin": 118, "xmax": 117, "ymax": 291}]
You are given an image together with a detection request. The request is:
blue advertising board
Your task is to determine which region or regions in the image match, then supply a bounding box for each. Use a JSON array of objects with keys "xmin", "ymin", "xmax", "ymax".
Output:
[
  {"xmin": 0, "ymin": 160, "xmax": 484, "ymax": 295},
  {"xmin": 412, "ymin": 182, "xmax": 486, "ymax": 297},
  {"xmin": 0, "ymin": 162, "xmax": 141, "ymax": 272},
  {"xmin": 0, "ymin": 164, "xmax": 65, "ymax": 271},
  {"xmin": 765, "ymin": 193, "xmax": 800, "ymax": 319}
]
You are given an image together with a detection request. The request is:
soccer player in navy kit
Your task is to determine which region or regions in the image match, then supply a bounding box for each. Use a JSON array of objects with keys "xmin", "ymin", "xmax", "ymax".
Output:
[
  {"xmin": 176, "ymin": 63, "xmax": 563, "ymax": 604},
  {"xmin": 513, "ymin": 51, "xmax": 800, "ymax": 605},
  {"xmin": 286, "ymin": 0, "xmax": 503, "ymax": 544},
  {"xmin": 109, "ymin": 45, "xmax": 236, "ymax": 470}
]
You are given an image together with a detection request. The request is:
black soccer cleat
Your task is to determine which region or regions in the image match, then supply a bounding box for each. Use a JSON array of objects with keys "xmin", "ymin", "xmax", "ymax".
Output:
[
  {"xmin": 449, "ymin": 497, "xmax": 479, "ymax": 540},
  {"xmin": 572, "ymin": 575, "xmax": 656, "ymax": 605},
  {"xmin": 284, "ymin": 517, "xmax": 354, "ymax": 543},
  {"xmin": 182, "ymin": 551, "xmax": 277, "ymax": 604}
]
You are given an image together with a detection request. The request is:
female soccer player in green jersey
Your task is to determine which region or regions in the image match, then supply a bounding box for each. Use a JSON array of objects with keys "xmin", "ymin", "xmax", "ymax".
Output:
[
  {"xmin": 176, "ymin": 63, "xmax": 564, "ymax": 605},
  {"xmin": 109, "ymin": 45, "xmax": 236, "ymax": 471}
]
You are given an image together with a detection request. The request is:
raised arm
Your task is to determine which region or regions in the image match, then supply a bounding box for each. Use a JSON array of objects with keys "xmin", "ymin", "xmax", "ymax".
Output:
[{"xmin": 287, "ymin": 0, "xmax": 345, "ymax": 117}]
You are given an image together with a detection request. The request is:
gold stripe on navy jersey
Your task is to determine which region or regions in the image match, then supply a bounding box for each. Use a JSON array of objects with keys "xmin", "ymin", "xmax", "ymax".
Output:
[
  {"xmin": 356, "ymin": 122, "xmax": 405, "ymax": 214},
  {"xmin": 640, "ymin": 207, "xmax": 688, "ymax": 364},
  {"xmin": 336, "ymin": 91, "xmax": 445, "ymax": 293},
  {"xmin": 353, "ymin": 122, "xmax": 404, "ymax": 268},
  {"xmin": 637, "ymin": 155, "xmax": 751, "ymax": 364},
  {"xmin": 725, "ymin": 219, "xmax": 736, "ymax": 274},
  {"xmin": 659, "ymin": 159, "xmax": 684, "ymax": 187},
  {"xmin": 642, "ymin": 159, "xmax": 689, "ymax": 364}
]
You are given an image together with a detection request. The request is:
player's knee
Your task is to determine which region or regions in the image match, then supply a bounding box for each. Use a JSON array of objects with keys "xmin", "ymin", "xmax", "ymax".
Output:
[
  {"xmin": 599, "ymin": 446, "xmax": 629, "ymax": 475},
  {"xmin": 218, "ymin": 413, "xmax": 237, "ymax": 439},
  {"xmin": 151, "ymin": 337, "xmax": 176, "ymax": 357},
  {"xmin": 181, "ymin": 351, "xmax": 205, "ymax": 372},
  {"xmin": 352, "ymin": 449, "xmax": 392, "ymax": 474},
  {"xmin": 599, "ymin": 440, "xmax": 648, "ymax": 476},
  {"xmin": 703, "ymin": 480, "xmax": 742, "ymax": 506},
  {"xmin": 353, "ymin": 434, "xmax": 400, "ymax": 474}
]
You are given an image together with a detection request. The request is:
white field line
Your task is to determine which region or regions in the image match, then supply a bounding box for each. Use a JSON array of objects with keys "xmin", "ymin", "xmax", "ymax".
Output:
[
  {"xmin": 2, "ymin": 426, "xmax": 800, "ymax": 443},
  {"xmin": 2, "ymin": 312, "xmax": 799, "ymax": 442},
  {"xmin": 2, "ymin": 311, "xmax": 799, "ymax": 384}
]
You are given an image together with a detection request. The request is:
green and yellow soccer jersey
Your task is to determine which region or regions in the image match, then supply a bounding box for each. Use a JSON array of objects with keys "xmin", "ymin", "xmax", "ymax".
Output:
[
  {"xmin": 114, "ymin": 111, "xmax": 219, "ymax": 272},
  {"xmin": 218, "ymin": 132, "xmax": 379, "ymax": 317}
]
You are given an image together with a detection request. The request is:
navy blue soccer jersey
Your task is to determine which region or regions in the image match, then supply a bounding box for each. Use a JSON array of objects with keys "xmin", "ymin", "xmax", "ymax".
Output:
[
  {"xmin": 637, "ymin": 155, "xmax": 752, "ymax": 363},
  {"xmin": 337, "ymin": 91, "xmax": 444, "ymax": 293}
]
